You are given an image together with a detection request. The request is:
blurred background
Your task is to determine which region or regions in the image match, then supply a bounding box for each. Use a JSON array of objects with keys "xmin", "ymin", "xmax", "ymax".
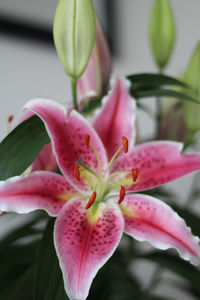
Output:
[{"xmin": 1, "ymin": 1, "xmax": 200, "ymax": 299}]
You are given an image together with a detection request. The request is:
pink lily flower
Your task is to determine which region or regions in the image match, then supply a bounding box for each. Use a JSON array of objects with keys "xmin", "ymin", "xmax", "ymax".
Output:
[
  {"xmin": 0, "ymin": 78, "xmax": 200, "ymax": 300},
  {"xmin": 77, "ymin": 16, "xmax": 111, "ymax": 103}
]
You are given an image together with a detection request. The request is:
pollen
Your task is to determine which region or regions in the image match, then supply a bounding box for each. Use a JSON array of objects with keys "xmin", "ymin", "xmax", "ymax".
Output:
[
  {"xmin": 118, "ymin": 185, "xmax": 125, "ymax": 204},
  {"xmin": 86, "ymin": 191, "xmax": 97, "ymax": 209},
  {"xmin": 132, "ymin": 168, "xmax": 138, "ymax": 182},
  {"xmin": 122, "ymin": 136, "xmax": 128, "ymax": 153},
  {"xmin": 85, "ymin": 134, "xmax": 90, "ymax": 146},
  {"xmin": 74, "ymin": 165, "xmax": 80, "ymax": 181},
  {"xmin": 8, "ymin": 115, "xmax": 14, "ymax": 123}
]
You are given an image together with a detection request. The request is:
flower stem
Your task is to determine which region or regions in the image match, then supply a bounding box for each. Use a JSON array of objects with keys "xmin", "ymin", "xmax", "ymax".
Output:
[
  {"xmin": 71, "ymin": 77, "xmax": 78, "ymax": 110},
  {"xmin": 156, "ymin": 67, "xmax": 164, "ymax": 139}
]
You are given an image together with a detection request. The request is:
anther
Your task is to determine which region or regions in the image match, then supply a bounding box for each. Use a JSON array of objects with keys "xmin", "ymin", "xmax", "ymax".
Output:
[
  {"xmin": 132, "ymin": 168, "xmax": 138, "ymax": 182},
  {"xmin": 74, "ymin": 165, "xmax": 80, "ymax": 181},
  {"xmin": 86, "ymin": 191, "xmax": 97, "ymax": 209},
  {"xmin": 122, "ymin": 136, "xmax": 128, "ymax": 153},
  {"xmin": 8, "ymin": 115, "xmax": 14, "ymax": 123},
  {"xmin": 118, "ymin": 186, "xmax": 125, "ymax": 204},
  {"xmin": 85, "ymin": 134, "xmax": 90, "ymax": 146}
]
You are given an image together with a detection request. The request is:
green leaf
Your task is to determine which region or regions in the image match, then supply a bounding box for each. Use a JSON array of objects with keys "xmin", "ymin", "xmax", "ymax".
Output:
[
  {"xmin": 137, "ymin": 251, "xmax": 200, "ymax": 293},
  {"xmin": 0, "ymin": 212, "xmax": 46, "ymax": 247},
  {"xmin": 34, "ymin": 218, "xmax": 68, "ymax": 300},
  {"xmin": 0, "ymin": 115, "xmax": 50, "ymax": 180},
  {"xmin": 81, "ymin": 97, "xmax": 102, "ymax": 115},
  {"xmin": 127, "ymin": 73, "xmax": 186, "ymax": 89},
  {"xmin": 131, "ymin": 87, "xmax": 200, "ymax": 104}
]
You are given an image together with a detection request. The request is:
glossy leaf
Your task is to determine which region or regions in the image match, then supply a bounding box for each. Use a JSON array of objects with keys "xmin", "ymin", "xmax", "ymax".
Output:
[
  {"xmin": 81, "ymin": 97, "xmax": 102, "ymax": 115},
  {"xmin": 131, "ymin": 87, "xmax": 200, "ymax": 104},
  {"xmin": 127, "ymin": 73, "xmax": 186, "ymax": 89},
  {"xmin": 0, "ymin": 115, "xmax": 50, "ymax": 180},
  {"xmin": 0, "ymin": 266, "xmax": 34, "ymax": 300},
  {"xmin": 34, "ymin": 218, "xmax": 68, "ymax": 300},
  {"xmin": 137, "ymin": 251, "xmax": 200, "ymax": 293}
]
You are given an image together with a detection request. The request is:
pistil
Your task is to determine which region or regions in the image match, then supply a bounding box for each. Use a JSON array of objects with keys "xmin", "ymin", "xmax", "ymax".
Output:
[{"xmin": 84, "ymin": 134, "xmax": 102, "ymax": 176}]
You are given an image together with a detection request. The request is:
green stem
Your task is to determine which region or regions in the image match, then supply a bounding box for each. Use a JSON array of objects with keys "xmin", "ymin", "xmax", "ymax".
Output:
[
  {"xmin": 156, "ymin": 67, "xmax": 164, "ymax": 139},
  {"xmin": 71, "ymin": 77, "xmax": 78, "ymax": 110}
]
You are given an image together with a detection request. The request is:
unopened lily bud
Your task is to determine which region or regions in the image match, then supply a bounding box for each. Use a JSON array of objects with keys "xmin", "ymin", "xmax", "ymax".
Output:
[
  {"xmin": 182, "ymin": 43, "xmax": 200, "ymax": 133},
  {"xmin": 77, "ymin": 15, "xmax": 111, "ymax": 102},
  {"xmin": 53, "ymin": 0, "xmax": 96, "ymax": 78},
  {"xmin": 148, "ymin": 0, "xmax": 176, "ymax": 70}
]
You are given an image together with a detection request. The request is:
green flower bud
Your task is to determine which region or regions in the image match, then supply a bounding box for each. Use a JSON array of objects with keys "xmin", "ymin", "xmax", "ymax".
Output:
[
  {"xmin": 182, "ymin": 42, "xmax": 200, "ymax": 133},
  {"xmin": 53, "ymin": 0, "xmax": 96, "ymax": 78},
  {"xmin": 148, "ymin": 0, "xmax": 176, "ymax": 70}
]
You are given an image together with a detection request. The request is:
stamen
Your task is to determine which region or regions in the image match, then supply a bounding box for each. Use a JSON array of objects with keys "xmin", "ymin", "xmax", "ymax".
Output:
[
  {"xmin": 132, "ymin": 168, "xmax": 138, "ymax": 182},
  {"xmin": 108, "ymin": 170, "xmax": 132, "ymax": 180},
  {"xmin": 86, "ymin": 191, "xmax": 97, "ymax": 209},
  {"xmin": 8, "ymin": 115, "xmax": 14, "ymax": 123},
  {"xmin": 122, "ymin": 136, "xmax": 128, "ymax": 153},
  {"xmin": 118, "ymin": 186, "xmax": 125, "ymax": 204},
  {"xmin": 74, "ymin": 165, "xmax": 80, "ymax": 181},
  {"xmin": 104, "ymin": 145, "xmax": 123, "ymax": 178},
  {"xmin": 85, "ymin": 134, "xmax": 90, "ymax": 146},
  {"xmin": 78, "ymin": 159, "xmax": 101, "ymax": 181}
]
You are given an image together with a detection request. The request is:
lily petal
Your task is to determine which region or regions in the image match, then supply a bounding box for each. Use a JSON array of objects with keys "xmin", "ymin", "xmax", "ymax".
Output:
[
  {"xmin": 121, "ymin": 194, "xmax": 200, "ymax": 261},
  {"xmin": 25, "ymin": 99, "xmax": 108, "ymax": 191},
  {"xmin": 77, "ymin": 16, "xmax": 111, "ymax": 103},
  {"xmin": 93, "ymin": 78, "xmax": 136, "ymax": 160},
  {"xmin": 111, "ymin": 141, "xmax": 200, "ymax": 191},
  {"xmin": 32, "ymin": 143, "xmax": 57, "ymax": 172},
  {"xmin": 0, "ymin": 172, "xmax": 76, "ymax": 216},
  {"xmin": 54, "ymin": 198, "xmax": 124, "ymax": 300}
]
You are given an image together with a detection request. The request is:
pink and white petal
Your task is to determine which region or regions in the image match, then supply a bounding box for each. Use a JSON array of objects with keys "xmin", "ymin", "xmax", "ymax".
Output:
[
  {"xmin": 121, "ymin": 194, "xmax": 200, "ymax": 261},
  {"xmin": 77, "ymin": 45, "xmax": 102, "ymax": 102},
  {"xmin": 24, "ymin": 99, "xmax": 108, "ymax": 191},
  {"xmin": 54, "ymin": 198, "xmax": 124, "ymax": 300},
  {"xmin": 32, "ymin": 143, "xmax": 57, "ymax": 172},
  {"xmin": 93, "ymin": 78, "xmax": 136, "ymax": 160},
  {"xmin": 0, "ymin": 172, "xmax": 77, "ymax": 216},
  {"xmin": 111, "ymin": 141, "xmax": 200, "ymax": 192}
]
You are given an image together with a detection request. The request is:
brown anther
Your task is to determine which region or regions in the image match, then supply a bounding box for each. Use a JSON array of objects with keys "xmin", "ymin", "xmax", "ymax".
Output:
[
  {"xmin": 132, "ymin": 168, "xmax": 138, "ymax": 182},
  {"xmin": 118, "ymin": 186, "xmax": 125, "ymax": 204},
  {"xmin": 122, "ymin": 136, "xmax": 128, "ymax": 153},
  {"xmin": 8, "ymin": 115, "xmax": 14, "ymax": 123},
  {"xmin": 86, "ymin": 191, "xmax": 97, "ymax": 209},
  {"xmin": 85, "ymin": 134, "xmax": 90, "ymax": 146},
  {"xmin": 74, "ymin": 165, "xmax": 80, "ymax": 181}
]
